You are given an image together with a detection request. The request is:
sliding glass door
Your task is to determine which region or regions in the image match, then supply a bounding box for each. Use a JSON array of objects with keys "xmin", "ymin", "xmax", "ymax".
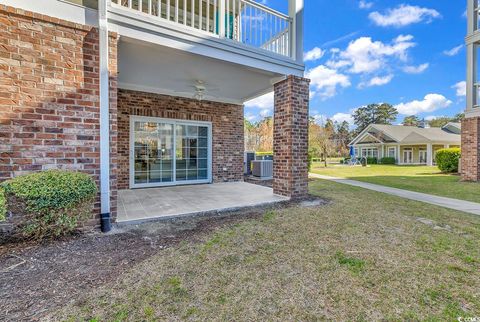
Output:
[{"xmin": 130, "ymin": 117, "xmax": 212, "ymax": 188}]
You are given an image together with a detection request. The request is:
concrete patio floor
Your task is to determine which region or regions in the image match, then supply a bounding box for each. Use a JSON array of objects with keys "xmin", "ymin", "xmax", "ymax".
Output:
[{"xmin": 117, "ymin": 182, "xmax": 288, "ymax": 223}]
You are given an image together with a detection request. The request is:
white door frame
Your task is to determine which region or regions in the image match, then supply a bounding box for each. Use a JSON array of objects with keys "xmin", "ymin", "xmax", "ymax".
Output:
[
  {"xmin": 129, "ymin": 115, "xmax": 213, "ymax": 189},
  {"xmin": 403, "ymin": 148, "xmax": 413, "ymax": 164}
]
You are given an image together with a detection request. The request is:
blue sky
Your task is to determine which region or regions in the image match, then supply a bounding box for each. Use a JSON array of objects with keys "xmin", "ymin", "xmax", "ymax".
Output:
[{"xmin": 245, "ymin": 0, "xmax": 467, "ymax": 126}]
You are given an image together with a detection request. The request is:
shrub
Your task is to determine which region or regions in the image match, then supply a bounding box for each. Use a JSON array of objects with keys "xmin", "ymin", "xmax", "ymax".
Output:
[
  {"xmin": 366, "ymin": 157, "xmax": 378, "ymax": 165},
  {"xmin": 1, "ymin": 170, "xmax": 98, "ymax": 239},
  {"xmin": 380, "ymin": 157, "xmax": 396, "ymax": 165},
  {"xmin": 435, "ymin": 148, "xmax": 461, "ymax": 173},
  {"xmin": 0, "ymin": 187, "xmax": 6, "ymax": 222}
]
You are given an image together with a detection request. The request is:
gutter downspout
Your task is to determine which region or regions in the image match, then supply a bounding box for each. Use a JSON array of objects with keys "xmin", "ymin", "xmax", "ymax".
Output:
[{"xmin": 99, "ymin": 0, "xmax": 111, "ymax": 232}]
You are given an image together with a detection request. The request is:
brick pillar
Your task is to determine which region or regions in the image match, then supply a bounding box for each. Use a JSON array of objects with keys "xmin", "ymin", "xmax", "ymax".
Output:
[
  {"xmin": 461, "ymin": 117, "xmax": 480, "ymax": 181},
  {"xmin": 273, "ymin": 75, "xmax": 310, "ymax": 199}
]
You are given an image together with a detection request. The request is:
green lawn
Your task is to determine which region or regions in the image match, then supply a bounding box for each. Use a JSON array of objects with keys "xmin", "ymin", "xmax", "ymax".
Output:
[
  {"xmin": 56, "ymin": 180, "xmax": 480, "ymax": 321},
  {"xmin": 312, "ymin": 163, "xmax": 480, "ymax": 203}
]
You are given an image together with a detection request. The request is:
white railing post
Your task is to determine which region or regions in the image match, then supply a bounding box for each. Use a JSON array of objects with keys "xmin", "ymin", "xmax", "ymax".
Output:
[
  {"xmin": 289, "ymin": 0, "xmax": 303, "ymax": 62},
  {"xmin": 218, "ymin": 0, "xmax": 226, "ymax": 38}
]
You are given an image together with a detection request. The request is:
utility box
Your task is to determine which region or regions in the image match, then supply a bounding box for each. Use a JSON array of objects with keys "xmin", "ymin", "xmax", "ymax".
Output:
[
  {"xmin": 244, "ymin": 152, "xmax": 255, "ymax": 175},
  {"xmin": 252, "ymin": 160, "xmax": 273, "ymax": 179}
]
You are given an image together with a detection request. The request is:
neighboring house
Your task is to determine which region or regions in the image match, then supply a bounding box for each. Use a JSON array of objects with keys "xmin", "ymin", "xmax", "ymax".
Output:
[
  {"xmin": 0, "ymin": 0, "xmax": 309, "ymax": 226},
  {"xmin": 349, "ymin": 122, "xmax": 461, "ymax": 166}
]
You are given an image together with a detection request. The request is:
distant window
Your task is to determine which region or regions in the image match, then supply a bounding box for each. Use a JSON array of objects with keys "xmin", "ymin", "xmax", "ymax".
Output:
[
  {"xmin": 388, "ymin": 147, "xmax": 396, "ymax": 158},
  {"xmin": 361, "ymin": 148, "xmax": 378, "ymax": 158}
]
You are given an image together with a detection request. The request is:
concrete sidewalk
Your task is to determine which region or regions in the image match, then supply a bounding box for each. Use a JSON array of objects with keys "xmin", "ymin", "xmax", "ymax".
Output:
[{"xmin": 310, "ymin": 173, "xmax": 480, "ymax": 216}]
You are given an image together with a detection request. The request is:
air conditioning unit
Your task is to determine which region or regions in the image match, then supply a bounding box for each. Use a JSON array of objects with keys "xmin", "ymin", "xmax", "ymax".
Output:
[{"xmin": 251, "ymin": 160, "xmax": 273, "ymax": 179}]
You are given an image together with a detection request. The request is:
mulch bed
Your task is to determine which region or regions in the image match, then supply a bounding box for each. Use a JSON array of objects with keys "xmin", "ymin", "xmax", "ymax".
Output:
[{"xmin": 0, "ymin": 195, "xmax": 323, "ymax": 321}]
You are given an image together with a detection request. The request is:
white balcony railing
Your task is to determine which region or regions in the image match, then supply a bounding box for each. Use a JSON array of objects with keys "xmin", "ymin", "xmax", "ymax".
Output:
[{"xmin": 110, "ymin": 0, "xmax": 293, "ymax": 58}]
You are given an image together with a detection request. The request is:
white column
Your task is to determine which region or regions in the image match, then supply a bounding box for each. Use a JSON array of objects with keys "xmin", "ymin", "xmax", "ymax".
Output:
[
  {"xmin": 99, "ymin": 0, "xmax": 110, "ymax": 215},
  {"xmin": 427, "ymin": 143, "xmax": 433, "ymax": 166},
  {"xmin": 397, "ymin": 145, "xmax": 401, "ymax": 164},
  {"xmin": 289, "ymin": 0, "xmax": 304, "ymax": 63},
  {"xmin": 218, "ymin": 0, "xmax": 226, "ymax": 38}
]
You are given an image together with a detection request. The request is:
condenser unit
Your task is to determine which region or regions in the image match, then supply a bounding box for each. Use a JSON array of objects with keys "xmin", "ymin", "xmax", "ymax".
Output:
[{"xmin": 251, "ymin": 160, "xmax": 273, "ymax": 179}]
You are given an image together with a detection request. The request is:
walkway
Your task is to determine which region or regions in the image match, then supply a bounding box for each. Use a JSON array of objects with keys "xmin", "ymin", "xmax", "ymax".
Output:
[{"xmin": 310, "ymin": 173, "xmax": 480, "ymax": 216}]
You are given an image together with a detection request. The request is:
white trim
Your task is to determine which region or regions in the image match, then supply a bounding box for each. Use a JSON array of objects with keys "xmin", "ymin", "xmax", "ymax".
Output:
[
  {"xmin": 99, "ymin": 0, "xmax": 110, "ymax": 214},
  {"xmin": 129, "ymin": 116, "xmax": 213, "ymax": 189},
  {"xmin": 108, "ymin": 6, "xmax": 305, "ymax": 76},
  {"xmin": 0, "ymin": 0, "xmax": 99, "ymax": 26},
  {"xmin": 118, "ymin": 82, "xmax": 244, "ymax": 105}
]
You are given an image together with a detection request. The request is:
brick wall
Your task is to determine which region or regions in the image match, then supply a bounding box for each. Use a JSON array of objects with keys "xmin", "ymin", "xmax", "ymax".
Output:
[
  {"xmin": 461, "ymin": 117, "xmax": 480, "ymax": 181},
  {"xmin": 273, "ymin": 75, "xmax": 310, "ymax": 199},
  {"xmin": 117, "ymin": 89, "xmax": 244, "ymax": 189},
  {"xmin": 0, "ymin": 5, "xmax": 118, "ymax": 225}
]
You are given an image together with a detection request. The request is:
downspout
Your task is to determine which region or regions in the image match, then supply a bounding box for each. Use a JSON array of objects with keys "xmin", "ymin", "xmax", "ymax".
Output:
[{"xmin": 99, "ymin": 0, "xmax": 111, "ymax": 232}]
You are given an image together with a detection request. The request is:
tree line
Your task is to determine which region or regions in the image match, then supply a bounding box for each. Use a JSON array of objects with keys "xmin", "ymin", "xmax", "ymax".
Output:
[{"xmin": 245, "ymin": 103, "xmax": 465, "ymax": 160}]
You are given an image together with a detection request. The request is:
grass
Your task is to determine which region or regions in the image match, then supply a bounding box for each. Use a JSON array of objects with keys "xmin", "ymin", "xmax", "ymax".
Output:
[
  {"xmin": 55, "ymin": 179, "xmax": 480, "ymax": 321},
  {"xmin": 311, "ymin": 163, "xmax": 480, "ymax": 203}
]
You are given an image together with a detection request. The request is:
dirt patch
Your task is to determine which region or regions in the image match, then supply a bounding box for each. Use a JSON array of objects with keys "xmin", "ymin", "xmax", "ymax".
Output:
[{"xmin": 0, "ymin": 197, "xmax": 323, "ymax": 321}]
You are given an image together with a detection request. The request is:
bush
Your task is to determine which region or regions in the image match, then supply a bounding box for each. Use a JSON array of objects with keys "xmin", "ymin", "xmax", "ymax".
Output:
[
  {"xmin": 435, "ymin": 148, "xmax": 461, "ymax": 173},
  {"xmin": 1, "ymin": 170, "xmax": 98, "ymax": 239},
  {"xmin": 366, "ymin": 157, "xmax": 378, "ymax": 165},
  {"xmin": 380, "ymin": 157, "xmax": 396, "ymax": 165},
  {"xmin": 0, "ymin": 187, "xmax": 6, "ymax": 222}
]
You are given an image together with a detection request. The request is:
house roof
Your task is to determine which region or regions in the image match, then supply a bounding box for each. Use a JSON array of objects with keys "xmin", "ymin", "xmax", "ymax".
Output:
[{"xmin": 350, "ymin": 123, "xmax": 461, "ymax": 146}]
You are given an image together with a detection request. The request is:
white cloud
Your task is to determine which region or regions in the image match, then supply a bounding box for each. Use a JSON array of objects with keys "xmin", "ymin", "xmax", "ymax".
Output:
[
  {"xmin": 244, "ymin": 92, "xmax": 274, "ymax": 109},
  {"xmin": 311, "ymin": 114, "xmax": 328, "ymax": 125},
  {"xmin": 402, "ymin": 63, "xmax": 429, "ymax": 74},
  {"xmin": 245, "ymin": 112, "xmax": 257, "ymax": 122},
  {"xmin": 304, "ymin": 47, "xmax": 325, "ymax": 62},
  {"xmin": 443, "ymin": 45, "xmax": 463, "ymax": 56},
  {"xmin": 394, "ymin": 94, "xmax": 452, "ymax": 115},
  {"xmin": 359, "ymin": 74, "xmax": 394, "ymax": 88},
  {"xmin": 369, "ymin": 4, "xmax": 441, "ymax": 27},
  {"xmin": 306, "ymin": 65, "xmax": 351, "ymax": 100},
  {"xmin": 452, "ymin": 81, "xmax": 466, "ymax": 97},
  {"xmin": 260, "ymin": 109, "xmax": 271, "ymax": 118},
  {"xmin": 425, "ymin": 115, "xmax": 439, "ymax": 121},
  {"xmin": 329, "ymin": 35, "xmax": 416, "ymax": 74},
  {"xmin": 359, "ymin": 0, "xmax": 373, "ymax": 10},
  {"xmin": 332, "ymin": 112, "xmax": 355, "ymax": 125}
]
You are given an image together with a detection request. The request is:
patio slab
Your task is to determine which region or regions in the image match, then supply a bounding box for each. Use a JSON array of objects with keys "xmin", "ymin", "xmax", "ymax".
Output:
[{"xmin": 117, "ymin": 182, "xmax": 288, "ymax": 223}]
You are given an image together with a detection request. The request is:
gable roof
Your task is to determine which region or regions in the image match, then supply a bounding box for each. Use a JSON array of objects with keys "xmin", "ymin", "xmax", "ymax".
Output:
[{"xmin": 350, "ymin": 123, "xmax": 461, "ymax": 146}]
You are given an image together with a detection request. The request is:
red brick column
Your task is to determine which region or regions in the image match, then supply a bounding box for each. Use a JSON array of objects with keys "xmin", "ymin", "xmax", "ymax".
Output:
[
  {"xmin": 461, "ymin": 117, "xmax": 480, "ymax": 181},
  {"xmin": 273, "ymin": 75, "xmax": 310, "ymax": 199}
]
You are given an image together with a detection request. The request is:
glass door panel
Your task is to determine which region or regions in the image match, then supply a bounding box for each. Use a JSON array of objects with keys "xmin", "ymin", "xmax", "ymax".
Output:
[
  {"xmin": 133, "ymin": 121, "xmax": 174, "ymax": 186},
  {"xmin": 132, "ymin": 118, "xmax": 210, "ymax": 187}
]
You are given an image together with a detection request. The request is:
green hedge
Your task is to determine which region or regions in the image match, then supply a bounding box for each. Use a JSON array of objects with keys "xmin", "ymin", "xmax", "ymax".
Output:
[
  {"xmin": 1, "ymin": 170, "xmax": 98, "ymax": 239},
  {"xmin": 0, "ymin": 187, "xmax": 6, "ymax": 222},
  {"xmin": 435, "ymin": 148, "xmax": 461, "ymax": 173},
  {"xmin": 366, "ymin": 157, "xmax": 378, "ymax": 165},
  {"xmin": 380, "ymin": 157, "xmax": 396, "ymax": 165}
]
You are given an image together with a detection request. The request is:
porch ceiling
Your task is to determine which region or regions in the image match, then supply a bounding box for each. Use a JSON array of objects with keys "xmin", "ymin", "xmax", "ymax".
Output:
[
  {"xmin": 117, "ymin": 182, "xmax": 288, "ymax": 223},
  {"xmin": 118, "ymin": 37, "xmax": 285, "ymax": 104}
]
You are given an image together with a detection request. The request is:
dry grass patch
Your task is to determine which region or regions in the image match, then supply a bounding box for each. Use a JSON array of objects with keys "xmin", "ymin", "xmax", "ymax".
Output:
[{"xmin": 56, "ymin": 180, "xmax": 480, "ymax": 321}]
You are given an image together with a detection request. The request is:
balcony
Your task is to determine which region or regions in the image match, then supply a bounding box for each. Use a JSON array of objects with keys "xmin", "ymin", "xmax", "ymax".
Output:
[{"xmin": 110, "ymin": 0, "xmax": 293, "ymax": 58}]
